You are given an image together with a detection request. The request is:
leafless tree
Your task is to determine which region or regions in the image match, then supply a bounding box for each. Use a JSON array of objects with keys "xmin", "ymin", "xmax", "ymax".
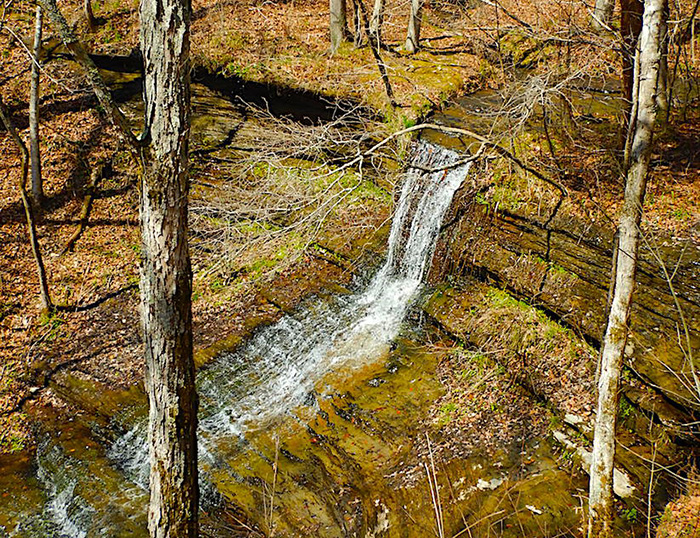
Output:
[
  {"xmin": 38, "ymin": 0, "xmax": 199, "ymax": 535},
  {"xmin": 140, "ymin": 0, "xmax": 198, "ymax": 534},
  {"xmin": 29, "ymin": 5, "xmax": 43, "ymax": 206},
  {"xmin": 0, "ymin": 96, "xmax": 52, "ymax": 312},
  {"xmin": 84, "ymin": 0, "xmax": 97, "ymax": 32},
  {"xmin": 587, "ymin": 1, "xmax": 668, "ymax": 536},
  {"xmin": 621, "ymin": 0, "xmax": 644, "ymax": 121},
  {"xmin": 405, "ymin": 0, "xmax": 423, "ymax": 52},
  {"xmin": 369, "ymin": 0, "xmax": 384, "ymax": 43},
  {"xmin": 330, "ymin": 0, "xmax": 348, "ymax": 53}
]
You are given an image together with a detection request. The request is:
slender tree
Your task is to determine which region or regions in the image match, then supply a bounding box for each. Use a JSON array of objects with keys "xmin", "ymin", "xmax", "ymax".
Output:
[
  {"xmin": 405, "ymin": 0, "xmax": 423, "ymax": 53},
  {"xmin": 84, "ymin": 0, "xmax": 97, "ymax": 31},
  {"xmin": 330, "ymin": 0, "xmax": 348, "ymax": 53},
  {"xmin": 139, "ymin": 0, "xmax": 199, "ymax": 535},
  {"xmin": 620, "ymin": 0, "xmax": 644, "ymax": 119},
  {"xmin": 0, "ymin": 97, "xmax": 52, "ymax": 312},
  {"xmin": 587, "ymin": 1, "xmax": 667, "ymax": 536},
  {"xmin": 29, "ymin": 5, "xmax": 43, "ymax": 205},
  {"xmin": 351, "ymin": 0, "xmax": 364, "ymax": 47},
  {"xmin": 369, "ymin": 0, "xmax": 384, "ymax": 43},
  {"xmin": 37, "ymin": 1, "xmax": 198, "ymax": 535}
]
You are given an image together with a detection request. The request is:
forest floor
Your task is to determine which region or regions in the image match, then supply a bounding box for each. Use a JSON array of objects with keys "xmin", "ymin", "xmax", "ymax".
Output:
[{"xmin": 1, "ymin": 0, "xmax": 700, "ymax": 534}]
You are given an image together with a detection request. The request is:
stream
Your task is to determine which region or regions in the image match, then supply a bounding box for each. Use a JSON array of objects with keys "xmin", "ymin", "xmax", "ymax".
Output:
[
  {"xmin": 1, "ymin": 142, "xmax": 474, "ymax": 537},
  {"xmin": 4, "ymin": 67, "xmax": 692, "ymax": 537}
]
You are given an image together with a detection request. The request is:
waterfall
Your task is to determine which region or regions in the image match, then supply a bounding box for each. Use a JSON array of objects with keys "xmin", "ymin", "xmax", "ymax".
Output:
[
  {"xmin": 37, "ymin": 141, "xmax": 470, "ymax": 537},
  {"xmin": 195, "ymin": 142, "xmax": 470, "ymax": 437}
]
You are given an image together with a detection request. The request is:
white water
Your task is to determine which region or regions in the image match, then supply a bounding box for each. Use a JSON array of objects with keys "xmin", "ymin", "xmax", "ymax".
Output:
[
  {"xmin": 197, "ymin": 141, "xmax": 470, "ymax": 437},
  {"xmin": 34, "ymin": 445, "xmax": 93, "ymax": 538},
  {"xmin": 35, "ymin": 141, "xmax": 470, "ymax": 537}
]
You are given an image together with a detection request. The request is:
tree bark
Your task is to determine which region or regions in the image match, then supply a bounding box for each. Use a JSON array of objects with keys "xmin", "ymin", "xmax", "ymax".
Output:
[
  {"xmin": 39, "ymin": 1, "xmax": 198, "ymax": 533},
  {"xmin": 29, "ymin": 5, "xmax": 43, "ymax": 206},
  {"xmin": 0, "ymin": 97, "xmax": 52, "ymax": 312},
  {"xmin": 592, "ymin": 0, "xmax": 615, "ymax": 30},
  {"xmin": 369, "ymin": 0, "xmax": 384, "ymax": 44},
  {"xmin": 84, "ymin": 0, "xmax": 97, "ymax": 31},
  {"xmin": 330, "ymin": 0, "xmax": 348, "ymax": 53},
  {"xmin": 587, "ymin": 1, "xmax": 666, "ymax": 536},
  {"xmin": 620, "ymin": 0, "xmax": 644, "ymax": 121},
  {"xmin": 139, "ymin": 0, "xmax": 198, "ymax": 536},
  {"xmin": 405, "ymin": 0, "xmax": 423, "ymax": 53}
]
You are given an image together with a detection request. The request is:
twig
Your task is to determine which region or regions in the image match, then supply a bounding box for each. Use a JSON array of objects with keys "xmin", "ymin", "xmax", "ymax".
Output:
[
  {"xmin": 58, "ymin": 159, "xmax": 109, "ymax": 256},
  {"xmin": 425, "ymin": 433, "xmax": 444, "ymax": 538}
]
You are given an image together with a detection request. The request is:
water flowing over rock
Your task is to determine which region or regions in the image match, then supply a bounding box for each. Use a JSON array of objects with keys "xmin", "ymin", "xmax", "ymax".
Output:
[{"xmin": 22, "ymin": 142, "xmax": 472, "ymax": 537}]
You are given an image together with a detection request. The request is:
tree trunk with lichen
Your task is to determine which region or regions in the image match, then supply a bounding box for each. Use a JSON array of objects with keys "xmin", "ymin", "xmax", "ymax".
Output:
[
  {"xmin": 405, "ymin": 0, "xmax": 423, "ymax": 53},
  {"xmin": 330, "ymin": 0, "xmax": 348, "ymax": 53},
  {"xmin": 29, "ymin": 5, "xmax": 43, "ymax": 206},
  {"xmin": 140, "ymin": 0, "xmax": 198, "ymax": 536},
  {"xmin": 587, "ymin": 0, "xmax": 666, "ymax": 536}
]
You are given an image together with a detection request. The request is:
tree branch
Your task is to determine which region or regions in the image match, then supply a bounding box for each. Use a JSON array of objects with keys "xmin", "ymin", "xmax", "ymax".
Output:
[
  {"xmin": 0, "ymin": 95, "xmax": 53, "ymax": 312},
  {"xmin": 37, "ymin": 0, "xmax": 142, "ymax": 170}
]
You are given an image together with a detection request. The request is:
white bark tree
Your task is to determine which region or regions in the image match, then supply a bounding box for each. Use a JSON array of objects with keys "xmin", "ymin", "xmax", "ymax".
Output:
[
  {"xmin": 29, "ymin": 5, "xmax": 43, "ymax": 205},
  {"xmin": 330, "ymin": 0, "xmax": 348, "ymax": 53},
  {"xmin": 405, "ymin": 0, "xmax": 423, "ymax": 53},
  {"xmin": 587, "ymin": 0, "xmax": 667, "ymax": 536},
  {"xmin": 369, "ymin": 0, "xmax": 384, "ymax": 43}
]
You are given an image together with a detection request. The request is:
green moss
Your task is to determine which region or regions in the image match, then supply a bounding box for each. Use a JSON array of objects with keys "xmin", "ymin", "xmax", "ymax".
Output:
[
  {"xmin": 618, "ymin": 395, "xmax": 634, "ymax": 421},
  {"xmin": 486, "ymin": 288, "xmax": 529, "ymax": 311}
]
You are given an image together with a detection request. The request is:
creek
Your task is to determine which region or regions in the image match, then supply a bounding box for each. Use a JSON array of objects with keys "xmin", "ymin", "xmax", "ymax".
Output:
[
  {"xmin": 1, "ymin": 131, "xmax": 484, "ymax": 536},
  {"xmin": 2, "ymin": 66, "xmax": 697, "ymax": 537}
]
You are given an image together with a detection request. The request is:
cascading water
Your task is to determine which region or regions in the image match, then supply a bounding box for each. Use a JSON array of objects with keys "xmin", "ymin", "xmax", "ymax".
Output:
[
  {"xmin": 15, "ymin": 141, "xmax": 470, "ymax": 537},
  {"xmin": 197, "ymin": 141, "xmax": 471, "ymax": 438}
]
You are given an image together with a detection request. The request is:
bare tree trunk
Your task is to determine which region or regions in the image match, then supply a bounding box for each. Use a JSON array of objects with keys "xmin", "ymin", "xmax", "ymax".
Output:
[
  {"xmin": 140, "ymin": 0, "xmax": 198, "ymax": 535},
  {"xmin": 587, "ymin": 1, "xmax": 666, "ymax": 536},
  {"xmin": 369, "ymin": 0, "xmax": 384, "ymax": 44},
  {"xmin": 352, "ymin": 0, "xmax": 364, "ymax": 47},
  {"xmin": 405, "ymin": 0, "xmax": 423, "ymax": 53},
  {"xmin": 592, "ymin": 0, "xmax": 615, "ymax": 30},
  {"xmin": 356, "ymin": 0, "xmax": 396, "ymax": 106},
  {"xmin": 84, "ymin": 0, "xmax": 97, "ymax": 31},
  {"xmin": 29, "ymin": 5, "xmax": 43, "ymax": 206},
  {"xmin": 621, "ymin": 0, "xmax": 644, "ymax": 123},
  {"xmin": 0, "ymin": 97, "xmax": 52, "ymax": 312},
  {"xmin": 39, "ymin": 1, "xmax": 198, "ymax": 533},
  {"xmin": 656, "ymin": 0, "xmax": 670, "ymax": 120},
  {"xmin": 330, "ymin": 0, "xmax": 348, "ymax": 53}
]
